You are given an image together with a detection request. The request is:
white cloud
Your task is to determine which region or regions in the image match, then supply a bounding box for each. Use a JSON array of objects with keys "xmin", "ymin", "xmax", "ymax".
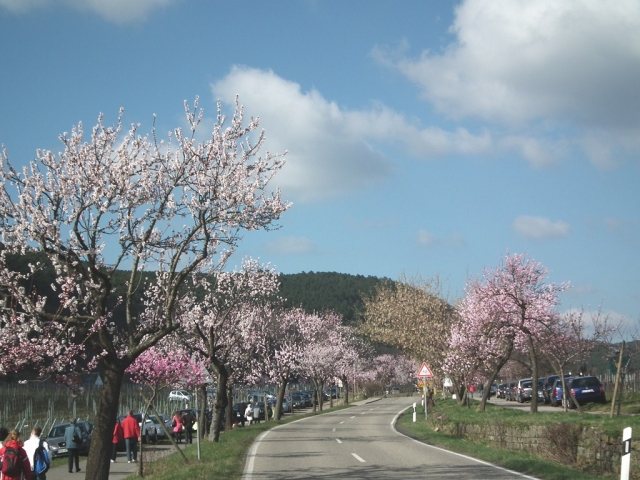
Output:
[
  {"xmin": 264, "ymin": 236, "xmax": 316, "ymax": 255},
  {"xmin": 513, "ymin": 216, "xmax": 570, "ymax": 240},
  {"xmin": 211, "ymin": 66, "xmax": 492, "ymax": 201},
  {"xmin": 417, "ymin": 229, "xmax": 465, "ymax": 249},
  {"xmin": 376, "ymin": 0, "xmax": 640, "ymax": 167},
  {"xmin": 0, "ymin": 0, "xmax": 178, "ymax": 23}
]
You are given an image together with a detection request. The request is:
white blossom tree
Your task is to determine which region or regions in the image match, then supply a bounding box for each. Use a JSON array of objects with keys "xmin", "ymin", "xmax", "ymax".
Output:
[{"xmin": 0, "ymin": 97, "xmax": 290, "ymax": 479}]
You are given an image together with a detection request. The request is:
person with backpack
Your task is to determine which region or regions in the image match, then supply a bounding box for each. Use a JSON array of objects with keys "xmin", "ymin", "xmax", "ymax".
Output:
[
  {"xmin": 0, "ymin": 429, "xmax": 31, "ymax": 480},
  {"xmin": 23, "ymin": 427, "xmax": 50, "ymax": 480},
  {"xmin": 64, "ymin": 418, "xmax": 82, "ymax": 474}
]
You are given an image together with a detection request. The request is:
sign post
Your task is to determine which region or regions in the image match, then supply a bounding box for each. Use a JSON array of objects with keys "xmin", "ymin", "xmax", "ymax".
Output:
[{"xmin": 416, "ymin": 362, "xmax": 434, "ymax": 420}]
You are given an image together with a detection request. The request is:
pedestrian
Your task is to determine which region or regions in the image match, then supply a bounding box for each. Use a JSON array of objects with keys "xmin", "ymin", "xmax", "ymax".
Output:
[
  {"xmin": 245, "ymin": 403, "xmax": 253, "ymax": 425},
  {"xmin": 64, "ymin": 418, "xmax": 82, "ymax": 474},
  {"xmin": 172, "ymin": 411, "xmax": 184, "ymax": 443},
  {"xmin": 24, "ymin": 426, "xmax": 50, "ymax": 480},
  {"xmin": 469, "ymin": 384, "xmax": 475, "ymax": 399},
  {"xmin": 0, "ymin": 429, "xmax": 31, "ymax": 480},
  {"xmin": 121, "ymin": 410, "xmax": 141, "ymax": 464},
  {"xmin": 182, "ymin": 411, "xmax": 194, "ymax": 445},
  {"xmin": 111, "ymin": 418, "xmax": 124, "ymax": 463}
]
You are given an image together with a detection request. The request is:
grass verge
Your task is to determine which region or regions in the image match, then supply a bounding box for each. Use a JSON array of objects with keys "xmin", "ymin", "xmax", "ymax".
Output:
[{"xmin": 395, "ymin": 399, "xmax": 637, "ymax": 480}]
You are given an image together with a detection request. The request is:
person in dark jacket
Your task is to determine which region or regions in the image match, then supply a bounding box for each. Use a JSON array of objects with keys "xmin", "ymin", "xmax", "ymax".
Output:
[
  {"xmin": 0, "ymin": 429, "xmax": 31, "ymax": 480},
  {"xmin": 120, "ymin": 411, "xmax": 141, "ymax": 463},
  {"xmin": 64, "ymin": 418, "xmax": 82, "ymax": 474},
  {"xmin": 182, "ymin": 411, "xmax": 194, "ymax": 445}
]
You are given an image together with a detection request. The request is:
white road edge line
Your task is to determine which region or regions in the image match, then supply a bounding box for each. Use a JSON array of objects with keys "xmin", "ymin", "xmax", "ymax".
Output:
[
  {"xmin": 351, "ymin": 453, "xmax": 365, "ymax": 462},
  {"xmin": 390, "ymin": 405, "xmax": 540, "ymax": 480},
  {"xmin": 336, "ymin": 438, "xmax": 342, "ymax": 444}
]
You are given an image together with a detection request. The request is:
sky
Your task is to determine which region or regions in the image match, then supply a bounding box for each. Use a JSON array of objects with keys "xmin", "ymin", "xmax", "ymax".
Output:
[{"xmin": 0, "ymin": 0, "xmax": 639, "ymax": 335}]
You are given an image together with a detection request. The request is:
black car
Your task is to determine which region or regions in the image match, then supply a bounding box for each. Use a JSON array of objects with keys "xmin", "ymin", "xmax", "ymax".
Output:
[
  {"xmin": 497, "ymin": 383, "xmax": 507, "ymax": 399},
  {"xmin": 232, "ymin": 402, "xmax": 248, "ymax": 425}
]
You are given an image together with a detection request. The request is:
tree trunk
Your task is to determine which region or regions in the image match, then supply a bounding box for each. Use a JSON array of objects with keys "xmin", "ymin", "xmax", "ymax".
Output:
[
  {"xmin": 225, "ymin": 386, "xmax": 234, "ymax": 430},
  {"xmin": 528, "ymin": 337, "xmax": 539, "ymax": 414},
  {"xmin": 340, "ymin": 375, "xmax": 349, "ymax": 405},
  {"xmin": 209, "ymin": 369, "xmax": 228, "ymax": 442},
  {"xmin": 84, "ymin": 364, "xmax": 124, "ymax": 480},
  {"xmin": 275, "ymin": 379, "xmax": 288, "ymax": 421},
  {"xmin": 477, "ymin": 340, "xmax": 514, "ymax": 412}
]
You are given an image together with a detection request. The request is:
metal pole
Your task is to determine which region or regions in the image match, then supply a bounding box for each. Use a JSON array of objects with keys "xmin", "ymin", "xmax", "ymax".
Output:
[
  {"xmin": 423, "ymin": 382, "xmax": 427, "ymax": 420},
  {"xmin": 196, "ymin": 389, "xmax": 201, "ymax": 460}
]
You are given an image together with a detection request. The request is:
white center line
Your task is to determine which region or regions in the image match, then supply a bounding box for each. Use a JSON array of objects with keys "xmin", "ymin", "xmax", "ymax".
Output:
[
  {"xmin": 336, "ymin": 438, "xmax": 342, "ymax": 444},
  {"xmin": 350, "ymin": 416, "xmax": 355, "ymax": 419},
  {"xmin": 332, "ymin": 428, "xmax": 336, "ymax": 432},
  {"xmin": 339, "ymin": 421, "xmax": 344, "ymax": 424},
  {"xmin": 351, "ymin": 453, "xmax": 365, "ymax": 463},
  {"xmin": 360, "ymin": 412, "xmax": 366, "ymax": 415}
]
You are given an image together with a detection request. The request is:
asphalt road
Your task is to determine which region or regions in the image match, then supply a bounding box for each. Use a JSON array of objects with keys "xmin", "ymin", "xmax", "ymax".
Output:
[{"xmin": 243, "ymin": 396, "xmax": 540, "ymax": 480}]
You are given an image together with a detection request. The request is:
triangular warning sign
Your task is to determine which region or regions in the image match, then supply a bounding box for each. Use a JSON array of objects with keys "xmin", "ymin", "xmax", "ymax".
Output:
[{"xmin": 416, "ymin": 362, "xmax": 434, "ymax": 377}]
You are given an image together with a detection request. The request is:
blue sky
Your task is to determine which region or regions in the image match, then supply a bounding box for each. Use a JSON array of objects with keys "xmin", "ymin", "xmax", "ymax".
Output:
[{"xmin": 1, "ymin": 0, "xmax": 638, "ymax": 334}]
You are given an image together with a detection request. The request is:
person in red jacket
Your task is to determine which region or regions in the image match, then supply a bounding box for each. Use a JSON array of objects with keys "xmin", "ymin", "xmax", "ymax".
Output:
[
  {"xmin": 111, "ymin": 419, "xmax": 124, "ymax": 463},
  {"xmin": 120, "ymin": 411, "xmax": 141, "ymax": 464},
  {"xmin": 0, "ymin": 429, "xmax": 31, "ymax": 480}
]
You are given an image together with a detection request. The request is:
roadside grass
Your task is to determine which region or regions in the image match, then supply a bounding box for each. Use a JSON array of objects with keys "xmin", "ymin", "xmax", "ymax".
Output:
[
  {"xmin": 395, "ymin": 399, "xmax": 638, "ymax": 480},
  {"xmin": 124, "ymin": 404, "xmax": 352, "ymax": 480}
]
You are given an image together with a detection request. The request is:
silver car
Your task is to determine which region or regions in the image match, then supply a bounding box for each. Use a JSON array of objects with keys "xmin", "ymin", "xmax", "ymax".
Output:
[{"xmin": 46, "ymin": 420, "xmax": 93, "ymax": 458}]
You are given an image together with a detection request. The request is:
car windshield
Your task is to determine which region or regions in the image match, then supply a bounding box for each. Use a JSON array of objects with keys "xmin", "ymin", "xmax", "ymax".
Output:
[
  {"xmin": 572, "ymin": 377, "xmax": 601, "ymax": 388},
  {"xmin": 48, "ymin": 425, "xmax": 69, "ymax": 437},
  {"xmin": 522, "ymin": 381, "xmax": 532, "ymax": 388}
]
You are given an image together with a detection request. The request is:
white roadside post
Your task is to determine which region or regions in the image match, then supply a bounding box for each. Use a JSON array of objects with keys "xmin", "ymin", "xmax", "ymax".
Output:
[
  {"xmin": 413, "ymin": 403, "xmax": 417, "ymax": 423},
  {"xmin": 621, "ymin": 427, "xmax": 632, "ymax": 480}
]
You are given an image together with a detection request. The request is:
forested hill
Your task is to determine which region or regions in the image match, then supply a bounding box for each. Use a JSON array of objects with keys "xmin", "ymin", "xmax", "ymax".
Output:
[{"xmin": 278, "ymin": 272, "xmax": 390, "ymax": 324}]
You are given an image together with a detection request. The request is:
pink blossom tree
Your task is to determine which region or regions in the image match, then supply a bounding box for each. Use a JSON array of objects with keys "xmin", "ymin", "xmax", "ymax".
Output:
[
  {"xmin": 0, "ymin": 97, "xmax": 289, "ymax": 479},
  {"xmin": 447, "ymin": 253, "xmax": 568, "ymax": 413},
  {"xmin": 178, "ymin": 258, "xmax": 280, "ymax": 441},
  {"xmin": 298, "ymin": 311, "xmax": 344, "ymax": 412},
  {"xmin": 263, "ymin": 307, "xmax": 314, "ymax": 420},
  {"xmin": 125, "ymin": 343, "xmax": 208, "ymax": 469}
]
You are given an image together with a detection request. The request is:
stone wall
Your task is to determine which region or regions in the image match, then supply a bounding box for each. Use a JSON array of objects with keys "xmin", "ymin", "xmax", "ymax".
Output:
[{"xmin": 434, "ymin": 417, "xmax": 638, "ymax": 477}]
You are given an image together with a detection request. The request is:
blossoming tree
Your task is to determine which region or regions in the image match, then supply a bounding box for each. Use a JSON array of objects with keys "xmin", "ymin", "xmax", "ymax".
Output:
[{"xmin": 0, "ymin": 97, "xmax": 290, "ymax": 479}]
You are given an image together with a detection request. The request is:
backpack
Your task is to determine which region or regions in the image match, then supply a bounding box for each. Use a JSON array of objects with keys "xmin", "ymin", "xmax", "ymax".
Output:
[
  {"xmin": 1, "ymin": 446, "xmax": 22, "ymax": 476},
  {"xmin": 34, "ymin": 439, "xmax": 50, "ymax": 475}
]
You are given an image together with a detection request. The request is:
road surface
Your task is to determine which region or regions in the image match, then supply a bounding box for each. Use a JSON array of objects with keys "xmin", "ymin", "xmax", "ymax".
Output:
[{"xmin": 243, "ymin": 396, "xmax": 539, "ymax": 479}]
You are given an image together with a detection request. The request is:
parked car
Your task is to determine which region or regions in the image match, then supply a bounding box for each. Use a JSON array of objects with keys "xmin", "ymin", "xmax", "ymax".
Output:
[
  {"xmin": 280, "ymin": 396, "xmax": 292, "ymax": 413},
  {"xmin": 549, "ymin": 376, "xmax": 571, "ymax": 407},
  {"xmin": 543, "ymin": 374, "xmax": 571, "ymax": 404},
  {"xmin": 516, "ymin": 378, "xmax": 533, "ymax": 403},
  {"xmin": 506, "ymin": 381, "xmax": 518, "ymax": 401},
  {"xmin": 118, "ymin": 413, "xmax": 158, "ymax": 444},
  {"xmin": 232, "ymin": 402, "xmax": 248, "ymax": 425},
  {"xmin": 497, "ymin": 383, "xmax": 507, "ymax": 399},
  {"xmin": 290, "ymin": 392, "xmax": 305, "ymax": 409},
  {"xmin": 298, "ymin": 391, "xmax": 314, "ymax": 406},
  {"xmin": 169, "ymin": 389, "xmax": 192, "ymax": 402},
  {"xmin": 46, "ymin": 420, "xmax": 93, "ymax": 458},
  {"xmin": 147, "ymin": 414, "xmax": 171, "ymax": 440},
  {"xmin": 568, "ymin": 376, "xmax": 606, "ymax": 407},
  {"xmin": 254, "ymin": 401, "xmax": 273, "ymax": 421}
]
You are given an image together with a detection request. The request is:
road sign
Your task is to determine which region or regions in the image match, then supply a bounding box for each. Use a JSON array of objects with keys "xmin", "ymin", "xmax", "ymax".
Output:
[{"xmin": 416, "ymin": 362, "xmax": 434, "ymax": 378}]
